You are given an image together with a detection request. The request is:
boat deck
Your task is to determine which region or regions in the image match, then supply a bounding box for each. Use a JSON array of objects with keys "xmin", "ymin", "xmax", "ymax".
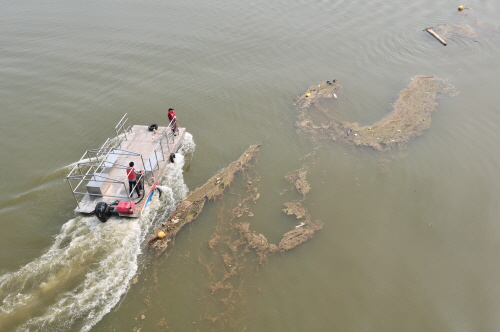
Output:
[{"xmin": 72, "ymin": 124, "xmax": 185, "ymax": 215}]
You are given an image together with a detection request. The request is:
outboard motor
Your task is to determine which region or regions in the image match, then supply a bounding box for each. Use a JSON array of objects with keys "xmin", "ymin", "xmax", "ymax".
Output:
[
  {"xmin": 95, "ymin": 201, "xmax": 128, "ymax": 222},
  {"xmin": 95, "ymin": 202, "xmax": 112, "ymax": 222}
]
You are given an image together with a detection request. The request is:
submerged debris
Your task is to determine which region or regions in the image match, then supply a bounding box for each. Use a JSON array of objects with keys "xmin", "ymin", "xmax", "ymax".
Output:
[
  {"xmin": 280, "ymin": 164, "xmax": 323, "ymax": 251},
  {"xmin": 434, "ymin": 23, "xmax": 478, "ymax": 39},
  {"xmin": 235, "ymin": 223, "xmax": 279, "ymax": 261},
  {"xmin": 283, "ymin": 201, "xmax": 307, "ymax": 219},
  {"xmin": 147, "ymin": 130, "xmax": 323, "ymax": 328},
  {"xmin": 295, "ymin": 75, "xmax": 455, "ymax": 151},
  {"xmin": 430, "ymin": 11, "xmax": 500, "ymax": 41},
  {"xmin": 285, "ymin": 166, "xmax": 311, "ymax": 197},
  {"xmin": 225, "ymin": 161, "xmax": 323, "ymax": 262},
  {"xmin": 278, "ymin": 222, "xmax": 322, "ymax": 251},
  {"xmin": 148, "ymin": 145, "xmax": 261, "ymax": 254},
  {"xmin": 192, "ymin": 147, "xmax": 323, "ymax": 327}
]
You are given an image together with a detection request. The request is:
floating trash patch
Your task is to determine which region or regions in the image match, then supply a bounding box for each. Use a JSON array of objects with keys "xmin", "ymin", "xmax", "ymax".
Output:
[
  {"xmin": 424, "ymin": 9, "xmax": 500, "ymax": 45},
  {"xmin": 295, "ymin": 76, "xmax": 456, "ymax": 151},
  {"xmin": 148, "ymin": 144, "xmax": 262, "ymax": 253},
  {"xmin": 433, "ymin": 23, "xmax": 478, "ymax": 39},
  {"xmin": 197, "ymin": 152, "xmax": 322, "ymax": 327},
  {"xmin": 139, "ymin": 145, "xmax": 322, "ymax": 330}
]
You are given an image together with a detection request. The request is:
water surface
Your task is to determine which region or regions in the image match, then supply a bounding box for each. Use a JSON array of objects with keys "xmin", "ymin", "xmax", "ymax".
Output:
[{"xmin": 1, "ymin": 0, "xmax": 500, "ymax": 331}]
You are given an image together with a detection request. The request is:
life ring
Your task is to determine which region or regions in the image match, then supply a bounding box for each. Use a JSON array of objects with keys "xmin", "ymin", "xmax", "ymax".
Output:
[{"xmin": 148, "ymin": 124, "xmax": 158, "ymax": 131}]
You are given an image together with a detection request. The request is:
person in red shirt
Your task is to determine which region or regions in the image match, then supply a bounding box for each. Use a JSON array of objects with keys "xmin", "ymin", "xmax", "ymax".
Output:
[
  {"xmin": 167, "ymin": 108, "xmax": 178, "ymax": 135},
  {"xmin": 126, "ymin": 162, "xmax": 141, "ymax": 197}
]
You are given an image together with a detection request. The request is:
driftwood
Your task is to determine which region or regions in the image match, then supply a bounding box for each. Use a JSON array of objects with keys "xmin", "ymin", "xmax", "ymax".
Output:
[
  {"xmin": 425, "ymin": 28, "xmax": 447, "ymax": 46},
  {"xmin": 147, "ymin": 144, "xmax": 261, "ymax": 254}
]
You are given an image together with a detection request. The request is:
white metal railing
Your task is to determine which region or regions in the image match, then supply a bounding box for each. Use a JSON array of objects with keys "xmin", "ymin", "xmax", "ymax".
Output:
[
  {"xmin": 67, "ymin": 147, "xmax": 147, "ymax": 208},
  {"xmin": 67, "ymin": 114, "xmax": 180, "ymax": 210},
  {"xmin": 115, "ymin": 113, "xmax": 131, "ymax": 141},
  {"xmin": 146, "ymin": 119, "xmax": 178, "ymax": 171}
]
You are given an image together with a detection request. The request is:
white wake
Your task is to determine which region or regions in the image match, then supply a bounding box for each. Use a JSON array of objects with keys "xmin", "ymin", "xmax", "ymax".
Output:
[{"xmin": 0, "ymin": 133, "xmax": 195, "ymax": 332}]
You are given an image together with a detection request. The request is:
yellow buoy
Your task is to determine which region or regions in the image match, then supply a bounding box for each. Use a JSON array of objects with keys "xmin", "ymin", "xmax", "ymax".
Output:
[
  {"xmin": 458, "ymin": 5, "xmax": 464, "ymax": 11},
  {"xmin": 157, "ymin": 231, "xmax": 166, "ymax": 239},
  {"xmin": 305, "ymin": 93, "xmax": 311, "ymax": 97}
]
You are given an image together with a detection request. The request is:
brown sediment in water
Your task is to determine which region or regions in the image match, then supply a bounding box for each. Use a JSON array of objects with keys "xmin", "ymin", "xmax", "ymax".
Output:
[
  {"xmin": 196, "ymin": 153, "xmax": 323, "ymax": 326},
  {"xmin": 146, "ymin": 140, "xmax": 322, "ymax": 327},
  {"xmin": 432, "ymin": 11, "xmax": 500, "ymax": 39},
  {"xmin": 280, "ymin": 164, "xmax": 323, "ymax": 251},
  {"xmin": 295, "ymin": 75, "xmax": 455, "ymax": 151},
  {"xmin": 147, "ymin": 144, "xmax": 261, "ymax": 254},
  {"xmin": 278, "ymin": 222, "xmax": 322, "ymax": 251},
  {"xmin": 234, "ymin": 222, "xmax": 279, "ymax": 262},
  {"xmin": 285, "ymin": 166, "xmax": 311, "ymax": 197},
  {"xmin": 207, "ymin": 161, "xmax": 322, "ymax": 265},
  {"xmin": 434, "ymin": 23, "xmax": 478, "ymax": 38},
  {"xmin": 230, "ymin": 163, "xmax": 322, "ymax": 259},
  {"xmin": 283, "ymin": 201, "xmax": 307, "ymax": 219}
]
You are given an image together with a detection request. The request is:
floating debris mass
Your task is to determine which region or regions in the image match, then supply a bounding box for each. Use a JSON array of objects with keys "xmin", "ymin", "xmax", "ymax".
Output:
[{"xmin": 295, "ymin": 76, "xmax": 455, "ymax": 151}]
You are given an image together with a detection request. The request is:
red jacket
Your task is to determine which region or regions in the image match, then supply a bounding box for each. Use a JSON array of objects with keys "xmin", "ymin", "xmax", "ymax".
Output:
[
  {"xmin": 126, "ymin": 167, "xmax": 136, "ymax": 180},
  {"xmin": 168, "ymin": 110, "xmax": 177, "ymax": 122}
]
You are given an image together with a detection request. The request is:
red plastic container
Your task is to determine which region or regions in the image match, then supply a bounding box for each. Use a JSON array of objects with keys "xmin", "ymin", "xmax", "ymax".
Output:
[{"xmin": 116, "ymin": 201, "xmax": 136, "ymax": 214}]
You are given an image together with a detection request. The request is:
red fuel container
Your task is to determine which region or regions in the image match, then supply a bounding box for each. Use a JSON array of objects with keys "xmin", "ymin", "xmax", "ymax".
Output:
[{"xmin": 116, "ymin": 201, "xmax": 136, "ymax": 214}]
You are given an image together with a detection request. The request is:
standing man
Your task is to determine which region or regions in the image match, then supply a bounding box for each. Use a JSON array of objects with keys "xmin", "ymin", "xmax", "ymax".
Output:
[
  {"xmin": 126, "ymin": 162, "xmax": 141, "ymax": 197},
  {"xmin": 167, "ymin": 108, "xmax": 178, "ymax": 135}
]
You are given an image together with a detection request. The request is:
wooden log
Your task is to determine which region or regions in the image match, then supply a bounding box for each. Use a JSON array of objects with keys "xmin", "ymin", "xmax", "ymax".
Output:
[{"xmin": 425, "ymin": 28, "xmax": 447, "ymax": 46}]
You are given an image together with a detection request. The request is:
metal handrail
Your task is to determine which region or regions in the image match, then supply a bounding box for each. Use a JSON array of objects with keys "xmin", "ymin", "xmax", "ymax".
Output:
[
  {"xmin": 67, "ymin": 146, "xmax": 145, "ymax": 207},
  {"xmin": 67, "ymin": 114, "xmax": 181, "ymax": 210},
  {"xmin": 115, "ymin": 113, "xmax": 131, "ymax": 141},
  {"xmin": 145, "ymin": 119, "xmax": 179, "ymax": 172}
]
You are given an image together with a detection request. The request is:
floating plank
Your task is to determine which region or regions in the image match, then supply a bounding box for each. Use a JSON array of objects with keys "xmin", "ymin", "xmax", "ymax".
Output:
[{"xmin": 425, "ymin": 28, "xmax": 447, "ymax": 46}]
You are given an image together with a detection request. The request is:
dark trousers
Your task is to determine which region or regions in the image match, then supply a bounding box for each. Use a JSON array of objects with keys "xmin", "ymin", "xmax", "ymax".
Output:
[{"xmin": 129, "ymin": 180, "xmax": 141, "ymax": 196}]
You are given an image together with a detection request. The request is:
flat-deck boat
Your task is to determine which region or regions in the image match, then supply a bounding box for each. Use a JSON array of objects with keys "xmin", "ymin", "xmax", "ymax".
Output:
[{"xmin": 66, "ymin": 114, "xmax": 185, "ymax": 222}]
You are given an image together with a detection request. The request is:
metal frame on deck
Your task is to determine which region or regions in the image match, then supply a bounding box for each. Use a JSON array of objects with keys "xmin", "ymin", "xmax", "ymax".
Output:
[
  {"xmin": 145, "ymin": 119, "xmax": 178, "ymax": 171},
  {"xmin": 66, "ymin": 147, "xmax": 147, "ymax": 209},
  {"xmin": 67, "ymin": 113, "xmax": 138, "ymax": 209},
  {"xmin": 115, "ymin": 114, "xmax": 131, "ymax": 141},
  {"xmin": 67, "ymin": 113, "xmax": 181, "ymax": 212}
]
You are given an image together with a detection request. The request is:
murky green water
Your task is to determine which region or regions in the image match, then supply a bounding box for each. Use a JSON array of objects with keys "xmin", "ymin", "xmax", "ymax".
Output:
[{"xmin": 1, "ymin": 0, "xmax": 500, "ymax": 331}]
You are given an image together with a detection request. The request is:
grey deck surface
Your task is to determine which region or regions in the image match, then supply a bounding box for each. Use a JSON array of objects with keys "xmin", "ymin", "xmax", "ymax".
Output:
[{"xmin": 74, "ymin": 125, "xmax": 184, "ymax": 215}]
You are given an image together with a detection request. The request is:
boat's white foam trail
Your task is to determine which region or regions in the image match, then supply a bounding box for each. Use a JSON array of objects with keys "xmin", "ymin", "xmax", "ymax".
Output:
[{"xmin": 0, "ymin": 133, "xmax": 195, "ymax": 332}]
